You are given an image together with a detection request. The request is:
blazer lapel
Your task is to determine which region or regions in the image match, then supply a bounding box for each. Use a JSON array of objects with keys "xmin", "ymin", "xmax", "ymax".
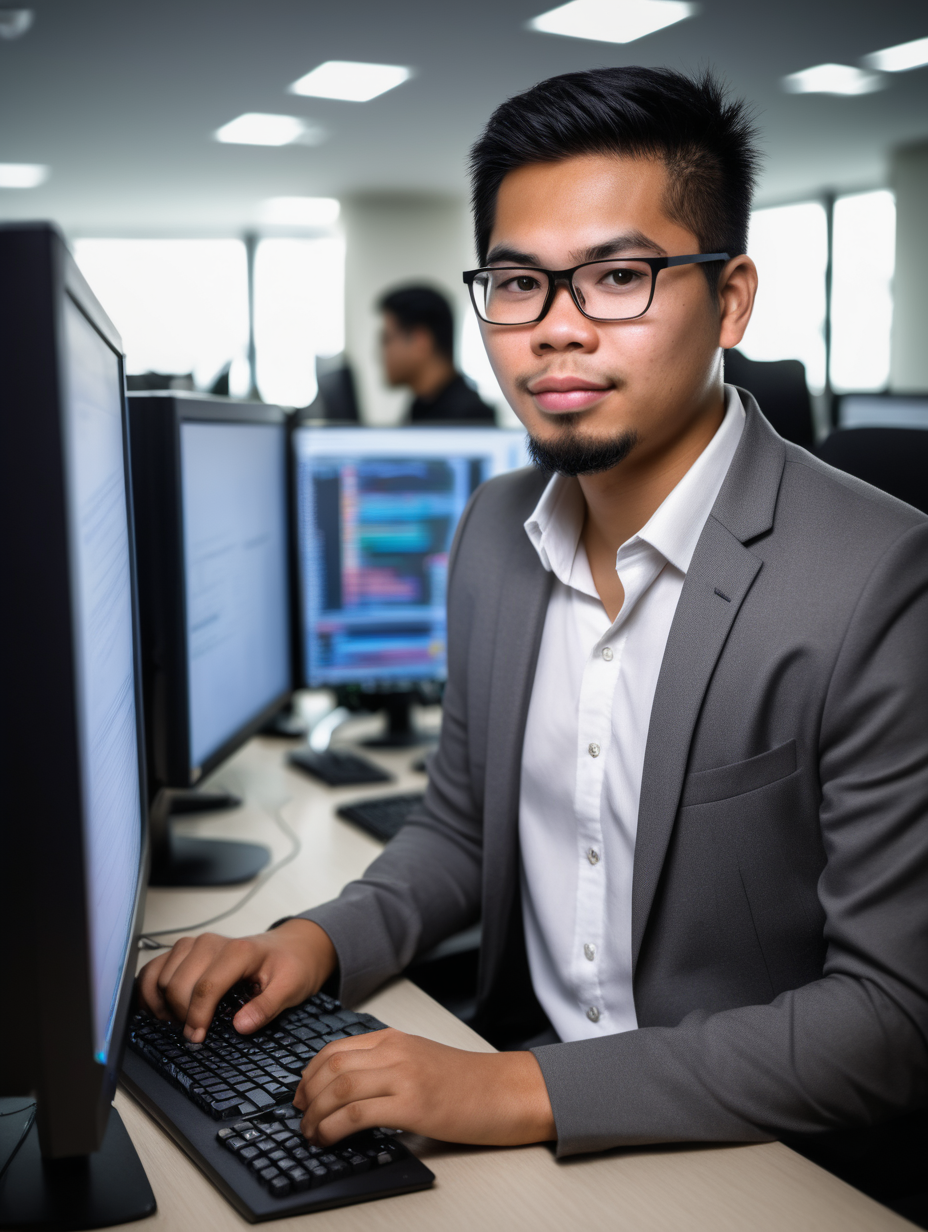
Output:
[
  {"xmin": 631, "ymin": 395, "xmax": 786, "ymax": 968},
  {"xmin": 480, "ymin": 528, "xmax": 553, "ymax": 995}
]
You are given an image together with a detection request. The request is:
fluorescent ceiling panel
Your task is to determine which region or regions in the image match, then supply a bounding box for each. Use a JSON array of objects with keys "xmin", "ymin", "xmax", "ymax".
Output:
[
  {"xmin": 0, "ymin": 162, "xmax": 48, "ymax": 187},
  {"xmin": 0, "ymin": 9, "xmax": 33, "ymax": 39},
  {"xmin": 214, "ymin": 113, "xmax": 316, "ymax": 146},
  {"xmin": 782, "ymin": 63, "xmax": 884, "ymax": 95},
  {"xmin": 863, "ymin": 35, "xmax": 928, "ymax": 73},
  {"xmin": 261, "ymin": 197, "xmax": 341, "ymax": 227},
  {"xmin": 288, "ymin": 60, "xmax": 411, "ymax": 102},
  {"xmin": 528, "ymin": 0, "xmax": 695, "ymax": 44}
]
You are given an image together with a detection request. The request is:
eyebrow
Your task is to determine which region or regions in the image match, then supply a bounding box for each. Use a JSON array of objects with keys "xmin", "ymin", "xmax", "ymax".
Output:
[{"xmin": 485, "ymin": 230, "xmax": 667, "ymax": 267}]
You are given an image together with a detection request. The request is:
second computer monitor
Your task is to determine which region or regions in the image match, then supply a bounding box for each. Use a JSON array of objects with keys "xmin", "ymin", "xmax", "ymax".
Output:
[{"xmin": 294, "ymin": 426, "xmax": 529, "ymax": 702}]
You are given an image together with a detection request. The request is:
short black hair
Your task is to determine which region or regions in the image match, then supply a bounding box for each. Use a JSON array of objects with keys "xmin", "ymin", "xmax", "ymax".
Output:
[
  {"xmin": 379, "ymin": 285, "xmax": 455, "ymax": 361},
  {"xmin": 469, "ymin": 67, "xmax": 760, "ymax": 285}
]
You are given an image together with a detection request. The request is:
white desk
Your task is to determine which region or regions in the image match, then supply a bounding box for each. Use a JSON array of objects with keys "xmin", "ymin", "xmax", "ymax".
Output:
[{"xmin": 119, "ymin": 729, "xmax": 913, "ymax": 1232}]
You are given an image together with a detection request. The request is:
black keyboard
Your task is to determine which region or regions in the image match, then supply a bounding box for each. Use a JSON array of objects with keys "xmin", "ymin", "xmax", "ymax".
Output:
[
  {"xmin": 128, "ymin": 988, "xmax": 385, "ymax": 1120},
  {"xmin": 121, "ymin": 988, "xmax": 434, "ymax": 1218},
  {"xmin": 288, "ymin": 746, "xmax": 393, "ymax": 787},
  {"xmin": 337, "ymin": 793, "xmax": 426, "ymax": 842}
]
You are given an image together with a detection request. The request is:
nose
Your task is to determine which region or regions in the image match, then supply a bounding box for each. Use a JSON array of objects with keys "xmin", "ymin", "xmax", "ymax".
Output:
[{"xmin": 530, "ymin": 279, "xmax": 598, "ymax": 355}]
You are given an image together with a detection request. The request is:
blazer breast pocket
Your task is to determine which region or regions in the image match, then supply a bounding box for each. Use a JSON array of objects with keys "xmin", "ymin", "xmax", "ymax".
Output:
[{"xmin": 680, "ymin": 740, "xmax": 797, "ymax": 808}]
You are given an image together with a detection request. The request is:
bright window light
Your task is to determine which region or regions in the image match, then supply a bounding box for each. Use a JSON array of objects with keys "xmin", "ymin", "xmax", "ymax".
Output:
[
  {"xmin": 528, "ymin": 0, "xmax": 695, "ymax": 43},
  {"xmin": 254, "ymin": 237, "xmax": 345, "ymax": 408},
  {"xmin": 739, "ymin": 202, "xmax": 828, "ymax": 393},
  {"xmin": 73, "ymin": 239, "xmax": 249, "ymax": 388},
  {"xmin": 0, "ymin": 162, "xmax": 48, "ymax": 187},
  {"xmin": 863, "ymin": 35, "xmax": 928, "ymax": 73},
  {"xmin": 288, "ymin": 60, "xmax": 411, "ymax": 102},
  {"xmin": 830, "ymin": 190, "xmax": 895, "ymax": 393},
  {"xmin": 260, "ymin": 197, "xmax": 340, "ymax": 227},
  {"xmin": 782, "ymin": 63, "xmax": 884, "ymax": 95},
  {"xmin": 214, "ymin": 113, "xmax": 312, "ymax": 146}
]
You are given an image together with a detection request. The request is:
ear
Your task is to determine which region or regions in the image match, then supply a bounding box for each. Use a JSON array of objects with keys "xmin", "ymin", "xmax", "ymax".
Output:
[{"xmin": 717, "ymin": 255, "xmax": 758, "ymax": 350}]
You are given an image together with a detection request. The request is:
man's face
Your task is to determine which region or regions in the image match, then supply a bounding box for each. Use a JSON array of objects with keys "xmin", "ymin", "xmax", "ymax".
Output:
[
  {"xmin": 480, "ymin": 154, "xmax": 734, "ymax": 468},
  {"xmin": 380, "ymin": 312, "xmax": 430, "ymax": 388}
]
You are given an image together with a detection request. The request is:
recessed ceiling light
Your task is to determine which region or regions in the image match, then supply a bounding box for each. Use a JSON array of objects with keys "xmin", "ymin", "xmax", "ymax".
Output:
[
  {"xmin": 0, "ymin": 162, "xmax": 48, "ymax": 188},
  {"xmin": 214, "ymin": 113, "xmax": 315, "ymax": 146},
  {"xmin": 0, "ymin": 9, "xmax": 34, "ymax": 40},
  {"xmin": 782, "ymin": 63, "xmax": 885, "ymax": 95},
  {"xmin": 863, "ymin": 35, "xmax": 928, "ymax": 74},
  {"xmin": 528, "ymin": 0, "xmax": 695, "ymax": 44},
  {"xmin": 288, "ymin": 60, "xmax": 411, "ymax": 102},
  {"xmin": 260, "ymin": 197, "xmax": 340, "ymax": 226}
]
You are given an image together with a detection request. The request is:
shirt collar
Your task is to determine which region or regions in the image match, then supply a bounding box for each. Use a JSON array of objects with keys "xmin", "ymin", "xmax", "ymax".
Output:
[{"xmin": 524, "ymin": 384, "xmax": 746, "ymax": 586}]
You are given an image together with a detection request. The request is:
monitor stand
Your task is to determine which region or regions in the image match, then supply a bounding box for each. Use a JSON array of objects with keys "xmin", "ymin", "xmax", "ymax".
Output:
[
  {"xmin": 147, "ymin": 790, "xmax": 270, "ymax": 888},
  {"xmin": 0, "ymin": 1102, "xmax": 156, "ymax": 1229},
  {"xmin": 360, "ymin": 694, "xmax": 437, "ymax": 749},
  {"xmin": 167, "ymin": 788, "xmax": 243, "ymax": 815}
]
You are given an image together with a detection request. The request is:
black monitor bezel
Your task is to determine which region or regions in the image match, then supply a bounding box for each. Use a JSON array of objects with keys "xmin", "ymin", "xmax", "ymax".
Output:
[
  {"xmin": 0, "ymin": 222, "xmax": 150, "ymax": 1158},
  {"xmin": 128, "ymin": 394, "xmax": 292, "ymax": 791}
]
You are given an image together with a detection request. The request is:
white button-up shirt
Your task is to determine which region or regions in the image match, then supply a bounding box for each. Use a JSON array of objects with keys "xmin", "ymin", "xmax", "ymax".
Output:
[{"xmin": 519, "ymin": 386, "xmax": 746, "ymax": 1043}]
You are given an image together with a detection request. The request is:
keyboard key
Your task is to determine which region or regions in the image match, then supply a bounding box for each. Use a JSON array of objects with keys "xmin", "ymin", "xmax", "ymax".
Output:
[
  {"xmin": 376, "ymin": 1151, "xmax": 392, "ymax": 1166},
  {"xmin": 239, "ymin": 1146, "xmax": 261, "ymax": 1163},
  {"xmin": 269, "ymin": 1175, "xmax": 292, "ymax": 1197},
  {"xmin": 289, "ymin": 1166, "xmax": 311, "ymax": 1192},
  {"xmin": 248, "ymin": 1089, "xmax": 275, "ymax": 1109},
  {"xmin": 258, "ymin": 1165, "xmax": 281, "ymax": 1184}
]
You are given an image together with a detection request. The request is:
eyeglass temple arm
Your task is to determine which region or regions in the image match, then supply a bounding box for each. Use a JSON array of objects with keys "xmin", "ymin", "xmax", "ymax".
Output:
[{"xmin": 665, "ymin": 252, "xmax": 730, "ymax": 267}]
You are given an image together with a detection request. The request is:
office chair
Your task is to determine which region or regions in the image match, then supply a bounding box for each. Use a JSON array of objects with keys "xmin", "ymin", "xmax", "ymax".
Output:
[
  {"xmin": 724, "ymin": 349, "xmax": 816, "ymax": 449},
  {"xmin": 816, "ymin": 427, "xmax": 928, "ymax": 515}
]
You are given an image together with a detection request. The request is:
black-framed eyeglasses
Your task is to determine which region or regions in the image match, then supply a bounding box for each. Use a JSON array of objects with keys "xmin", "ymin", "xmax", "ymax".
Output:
[{"xmin": 462, "ymin": 253, "xmax": 729, "ymax": 325}]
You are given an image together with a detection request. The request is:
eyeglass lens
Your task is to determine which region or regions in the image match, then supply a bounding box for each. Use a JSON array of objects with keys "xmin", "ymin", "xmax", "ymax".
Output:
[{"xmin": 472, "ymin": 260, "xmax": 655, "ymax": 324}]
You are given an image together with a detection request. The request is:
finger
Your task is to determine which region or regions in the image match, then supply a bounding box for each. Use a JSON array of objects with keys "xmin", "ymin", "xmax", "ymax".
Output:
[
  {"xmin": 294, "ymin": 1033, "xmax": 392, "ymax": 1112},
  {"xmin": 155, "ymin": 935, "xmax": 223, "ymax": 1028},
  {"xmin": 180, "ymin": 938, "xmax": 260, "ymax": 1041},
  {"xmin": 314, "ymin": 1096, "xmax": 400, "ymax": 1148},
  {"xmin": 299, "ymin": 1066, "xmax": 397, "ymax": 1142},
  {"xmin": 136, "ymin": 952, "xmax": 171, "ymax": 1017}
]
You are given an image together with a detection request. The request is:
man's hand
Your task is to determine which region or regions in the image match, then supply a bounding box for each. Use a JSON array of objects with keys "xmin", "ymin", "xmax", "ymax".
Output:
[
  {"xmin": 293, "ymin": 1028, "xmax": 556, "ymax": 1147},
  {"xmin": 136, "ymin": 919, "xmax": 337, "ymax": 1042}
]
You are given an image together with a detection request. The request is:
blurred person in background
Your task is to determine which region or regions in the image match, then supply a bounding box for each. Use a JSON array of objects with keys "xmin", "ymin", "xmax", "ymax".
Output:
[{"xmin": 379, "ymin": 284, "xmax": 495, "ymax": 424}]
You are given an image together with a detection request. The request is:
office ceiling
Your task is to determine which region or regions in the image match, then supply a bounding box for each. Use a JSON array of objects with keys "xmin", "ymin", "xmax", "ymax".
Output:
[{"xmin": 1, "ymin": 0, "xmax": 926, "ymax": 237}]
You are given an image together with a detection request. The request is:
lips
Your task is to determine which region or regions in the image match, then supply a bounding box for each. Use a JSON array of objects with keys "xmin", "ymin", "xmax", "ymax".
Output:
[{"xmin": 528, "ymin": 376, "xmax": 613, "ymax": 414}]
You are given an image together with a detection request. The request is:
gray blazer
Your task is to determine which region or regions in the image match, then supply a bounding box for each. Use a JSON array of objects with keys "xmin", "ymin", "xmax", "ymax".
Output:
[{"xmin": 301, "ymin": 392, "xmax": 928, "ymax": 1156}]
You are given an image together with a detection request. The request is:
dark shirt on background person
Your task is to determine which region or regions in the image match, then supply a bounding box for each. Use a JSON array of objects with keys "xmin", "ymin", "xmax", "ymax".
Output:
[{"xmin": 409, "ymin": 372, "xmax": 495, "ymax": 424}]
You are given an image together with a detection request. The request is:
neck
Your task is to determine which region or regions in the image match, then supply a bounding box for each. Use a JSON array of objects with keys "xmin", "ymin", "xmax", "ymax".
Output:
[
  {"xmin": 410, "ymin": 355, "xmax": 456, "ymax": 400},
  {"xmin": 579, "ymin": 386, "xmax": 726, "ymax": 608}
]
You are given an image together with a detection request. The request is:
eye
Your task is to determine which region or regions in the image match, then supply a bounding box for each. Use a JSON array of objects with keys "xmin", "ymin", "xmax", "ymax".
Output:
[
  {"xmin": 500, "ymin": 273, "xmax": 542, "ymax": 294},
  {"xmin": 601, "ymin": 267, "xmax": 641, "ymax": 287}
]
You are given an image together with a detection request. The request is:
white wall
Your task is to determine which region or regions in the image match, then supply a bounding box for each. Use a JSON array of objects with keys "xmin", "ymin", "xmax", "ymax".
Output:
[
  {"xmin": 341, "ymin": 194, "xmax": 511, "ymax": 425},
  {"xmin": 890, "ymin": 140, "xmax": 928, "ymax": 392}
]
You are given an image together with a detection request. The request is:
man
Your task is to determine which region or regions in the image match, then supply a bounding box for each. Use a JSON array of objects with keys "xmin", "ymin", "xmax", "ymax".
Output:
[
  {"xmin": 139, "ymin": 67, "xmax": 928, "ymax": 1157},
  {"xmin": 378, "ymin": 284, "xmax": 495, "ymax": 424}
]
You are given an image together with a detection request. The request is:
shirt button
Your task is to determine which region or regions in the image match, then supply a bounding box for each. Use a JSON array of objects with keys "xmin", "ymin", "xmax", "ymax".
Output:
[
  {"xmin": 587, "ymin": 848, "xmax": 600, "ymax": 865},
  {"xmin": 601, "ymin": 647, "xmax": 613, "ymax": 661},
  {"xmin": 588, "ymin": 742, "xmax": 600, "ymax": 758},
  {"xmin": 587, "ymin": 1006, "xmax": 601, "ymax": 1023},
  {"xmin": 584, "ymin": 943, "xmax": 596, "ymax": 961}
]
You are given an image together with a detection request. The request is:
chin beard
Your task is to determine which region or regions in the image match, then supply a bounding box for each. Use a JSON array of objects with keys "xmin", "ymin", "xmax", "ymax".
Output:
[{"xmin": 527, "ymin": 424, "xmax": 639, "ymax": 477}]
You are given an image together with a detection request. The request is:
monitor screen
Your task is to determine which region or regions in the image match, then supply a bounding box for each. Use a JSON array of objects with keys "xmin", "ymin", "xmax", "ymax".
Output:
[
  {"xmin": 180, "ymin": 420, "xmax": 290, "ymax": 771},
  {"xmin": 295, "ymin": 426, "xmax": 529, "ymax": 688},
  {"xmin": 61, "ymin": 295, "xmax": 142, "ymax": 1066}
]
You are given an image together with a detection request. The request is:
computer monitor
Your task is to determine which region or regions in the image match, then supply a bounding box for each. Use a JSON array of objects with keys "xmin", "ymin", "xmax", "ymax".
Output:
[
  {"xmin": 293, "ymin": 425, "xmax": 530, "ymax": 744},
  {"xmin": 128, "ymin": 394, "xmax": 292, "ymax": 886},
  {"xmin": 0, "ymin": 223, "xmax": 155, "ymax": 1226}
]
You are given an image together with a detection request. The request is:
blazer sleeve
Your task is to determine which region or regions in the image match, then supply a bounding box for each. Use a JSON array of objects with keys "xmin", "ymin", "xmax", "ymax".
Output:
[
  {"xmin": 294, "ymin": 483, "xmax": 489, "ymax": 1007},
  {"xmin": 532, "ymin": 519, "xmax": 928, "ymax": 1155}
]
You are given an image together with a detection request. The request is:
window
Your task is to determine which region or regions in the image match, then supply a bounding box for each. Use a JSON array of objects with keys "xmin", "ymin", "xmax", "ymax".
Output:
[
  {"xmin": 73, "ymin": 239, "xmax": 249, "ymax": 389},
  {"xmin": 253, "ymin": 236, "xmax": 345, "ymax": 408},
  {"xmin": 830, "ymin": 190, "xmax": 895, "ymax": 392},
  {"xmin": 739, "ymin": 202, "xmax": 828, "ymax": 392}
]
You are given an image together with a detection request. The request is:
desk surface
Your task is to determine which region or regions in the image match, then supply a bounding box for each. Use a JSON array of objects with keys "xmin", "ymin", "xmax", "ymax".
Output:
[{"xmin": 119, "ymin": 725, "xmax": 912, "ymax": 1232}]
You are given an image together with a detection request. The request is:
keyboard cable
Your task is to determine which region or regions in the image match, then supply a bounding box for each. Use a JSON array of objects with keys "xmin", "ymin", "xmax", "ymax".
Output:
[{"xmin": 137, "ymin": 798, "xmax": 302, "ymax": 951}]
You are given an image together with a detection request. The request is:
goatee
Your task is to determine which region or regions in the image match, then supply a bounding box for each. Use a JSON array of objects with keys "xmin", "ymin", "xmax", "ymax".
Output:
[{"xmin": 527, "ymin": 427, "xmax": 639, "ymax": 477}]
